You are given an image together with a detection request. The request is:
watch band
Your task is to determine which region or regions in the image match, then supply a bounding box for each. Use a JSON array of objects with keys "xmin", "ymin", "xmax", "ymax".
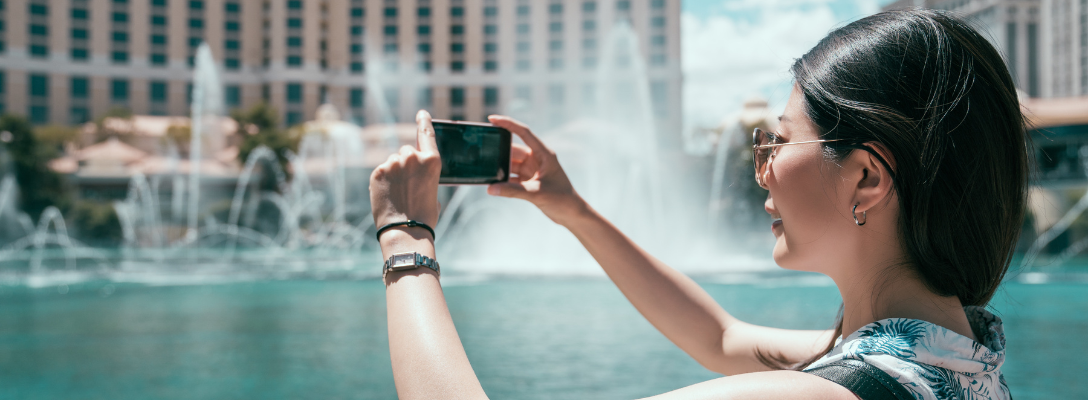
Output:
[{"xmin": 383, "ymin": 252, "xmax": 440, "ymax": 279}]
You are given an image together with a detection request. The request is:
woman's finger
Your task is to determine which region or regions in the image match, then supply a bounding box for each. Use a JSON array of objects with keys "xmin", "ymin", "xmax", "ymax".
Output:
[
  {"xmin": 510, "ymin": 143, "xmax": 532, "ymax": 163},
  {"xmin": 415, "ymin": 110, "xmax": 439, "ymax": 155},
  {"xmin": 489, "ymin": 115, "xmax": 551, "ymax": 159},
  {"xmin": 398, "ymin": 145, "xmax": 415, "ymax": 156}
]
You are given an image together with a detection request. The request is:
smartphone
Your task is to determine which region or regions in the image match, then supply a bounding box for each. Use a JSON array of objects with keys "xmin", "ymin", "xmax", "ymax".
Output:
[{"xmin": 431, "ymin": 119, "xmax": 511, "ymax": 185}]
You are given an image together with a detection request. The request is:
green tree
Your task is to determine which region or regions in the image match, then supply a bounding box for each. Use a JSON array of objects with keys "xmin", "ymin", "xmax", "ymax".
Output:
[
  {"xmin": 0, "ymin": 114, "xmax": 70, "ymax": 220},
  {"xmin": 34, "ymin": 124, "xmax": 79, "ymax": 159},
  {"xmin": 233, "ymin": 102, "xmax": 298, "ymax": 178}
]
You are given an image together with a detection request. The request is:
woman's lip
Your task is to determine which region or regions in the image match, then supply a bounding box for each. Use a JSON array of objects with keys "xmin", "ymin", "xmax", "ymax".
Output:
[{"xmin": 771, "ymin": 219, "xmax": 783, "ymax": 231}]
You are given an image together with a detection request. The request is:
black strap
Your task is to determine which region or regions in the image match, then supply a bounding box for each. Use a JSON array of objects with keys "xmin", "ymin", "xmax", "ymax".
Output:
[{"xmin": 806, "ymin": 359, "xmax": 915, "ymax": 400}]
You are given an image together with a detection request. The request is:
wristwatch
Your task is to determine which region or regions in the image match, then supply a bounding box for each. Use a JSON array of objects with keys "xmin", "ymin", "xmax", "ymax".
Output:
[{"xmin": 383, "ymin": 252, "xmax": 441, "ymax": 279}]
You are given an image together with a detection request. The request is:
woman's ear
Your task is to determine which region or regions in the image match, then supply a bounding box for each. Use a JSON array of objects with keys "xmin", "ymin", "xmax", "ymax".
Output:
[{"xmin": 850, "ymin": 142, "xmax": 896, "ymax": 216}]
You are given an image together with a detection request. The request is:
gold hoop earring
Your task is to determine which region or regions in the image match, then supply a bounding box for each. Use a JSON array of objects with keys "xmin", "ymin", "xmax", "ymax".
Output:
[{"xmin": 853, "ymin": 204, "xmax": 866, "ymax": 226}]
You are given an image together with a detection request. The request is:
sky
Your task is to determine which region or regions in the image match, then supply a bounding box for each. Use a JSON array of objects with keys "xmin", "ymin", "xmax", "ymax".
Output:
[{"xmin": 680, "ymin": 0, "xmax": 896, "ymax": 138}]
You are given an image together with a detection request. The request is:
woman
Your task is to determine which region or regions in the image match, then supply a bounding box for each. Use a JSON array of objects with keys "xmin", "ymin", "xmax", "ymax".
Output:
[{"xmin": 370, "ymin": 9, "xmax": 1023, "ymax": 400}]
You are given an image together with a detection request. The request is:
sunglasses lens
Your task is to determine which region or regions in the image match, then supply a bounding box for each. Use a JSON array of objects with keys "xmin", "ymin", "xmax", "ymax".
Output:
[{"xmin": 752, "ymin": 129, "xmax": 771, "ymax": 188}]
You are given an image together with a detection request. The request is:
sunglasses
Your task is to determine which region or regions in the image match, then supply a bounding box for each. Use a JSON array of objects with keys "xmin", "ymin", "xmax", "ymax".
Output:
[{"xmin": 751, "ymin": 127, "xmax": 844, "ymax": 189}]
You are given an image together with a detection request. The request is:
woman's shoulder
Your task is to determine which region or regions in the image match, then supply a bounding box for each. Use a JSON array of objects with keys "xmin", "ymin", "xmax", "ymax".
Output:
[{"xmin": 805, "ymin": 306, "xmax": 1011, "ymax": 400}]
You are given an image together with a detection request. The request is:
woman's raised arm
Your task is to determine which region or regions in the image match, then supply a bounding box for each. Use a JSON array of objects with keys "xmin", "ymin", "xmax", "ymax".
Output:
[{"xmin": 486, "ymin": 115, "xmax": 833, "ymax": 376}]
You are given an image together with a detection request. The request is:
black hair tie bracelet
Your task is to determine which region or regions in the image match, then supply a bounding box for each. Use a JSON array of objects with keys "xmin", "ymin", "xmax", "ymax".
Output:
[{"xmin": 376, "ymin": 220, "xmax": 436, "ymax": 242}]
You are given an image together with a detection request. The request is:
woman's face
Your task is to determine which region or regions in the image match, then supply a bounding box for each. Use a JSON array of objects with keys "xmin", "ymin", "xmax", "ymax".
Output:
[{"xmin": 764, "ymin": 86, "xmax": 856, "ymax": 272}]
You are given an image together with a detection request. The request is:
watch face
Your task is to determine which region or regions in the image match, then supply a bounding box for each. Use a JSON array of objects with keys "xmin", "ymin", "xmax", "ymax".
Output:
[{"xmin": 391, "ymin": 253, "xmax": 417, "ymax": 269}]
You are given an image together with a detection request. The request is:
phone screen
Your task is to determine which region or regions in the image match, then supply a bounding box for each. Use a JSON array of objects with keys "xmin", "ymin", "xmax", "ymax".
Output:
[{"xmin": 432, "ymin": 120, "xmax": 511, "ymax": 184}]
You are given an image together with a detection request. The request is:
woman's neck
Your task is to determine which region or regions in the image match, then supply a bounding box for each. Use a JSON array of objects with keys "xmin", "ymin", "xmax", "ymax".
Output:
[{"xmin": 834, "ymin": 264, "xmax": 976, "ymax": 342}]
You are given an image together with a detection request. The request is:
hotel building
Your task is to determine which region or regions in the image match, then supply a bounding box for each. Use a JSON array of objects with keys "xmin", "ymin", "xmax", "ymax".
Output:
[{"xmin": 0, "ymin": 0, "xmax": 682, "ymax": 148}]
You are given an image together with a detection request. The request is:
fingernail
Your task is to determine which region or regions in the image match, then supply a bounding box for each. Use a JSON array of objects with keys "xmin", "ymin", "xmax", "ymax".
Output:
[{"xmin": 487, "ymin": 186, "xmax": 498, "ymax": 195}]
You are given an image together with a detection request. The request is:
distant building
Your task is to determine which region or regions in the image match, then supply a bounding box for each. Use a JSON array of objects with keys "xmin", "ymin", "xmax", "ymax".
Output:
[
  {"xmin": 883, "ymin": 0, "xmax": 1087, "ymax": 98},
  {"xmin": 0, "ymin": 0, "xmax": 682, "ymax": 149}
]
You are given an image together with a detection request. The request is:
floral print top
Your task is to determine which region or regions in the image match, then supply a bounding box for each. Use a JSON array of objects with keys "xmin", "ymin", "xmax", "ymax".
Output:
[{"xmin": 804, "ymin": 306, "xmax": 1011, "ymax": 400}]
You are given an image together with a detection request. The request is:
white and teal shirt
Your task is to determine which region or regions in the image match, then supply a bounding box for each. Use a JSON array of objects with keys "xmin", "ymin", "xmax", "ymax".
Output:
[{"xmin": 805, "ymin": 306, "xmax": 1011, "ymax": 400}]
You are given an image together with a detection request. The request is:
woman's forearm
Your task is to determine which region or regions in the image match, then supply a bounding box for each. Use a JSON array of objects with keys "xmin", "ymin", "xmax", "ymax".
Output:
[
  {"xmin": 382, "ymin": 228, "xmax": 488, "ymax": 400},
  {"xmin": 562, "ymin": 204, "xmax": 739, "ymax": 372}
]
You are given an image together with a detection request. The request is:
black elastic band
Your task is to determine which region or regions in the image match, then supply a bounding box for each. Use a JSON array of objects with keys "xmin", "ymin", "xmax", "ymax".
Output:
[
  {"xmin": 376, "ymin": 220, "xmax": 435, "ymax": 242},
  {"xmin": 806, "ymin": 359, "xmax": 914, "ymax": 400}
]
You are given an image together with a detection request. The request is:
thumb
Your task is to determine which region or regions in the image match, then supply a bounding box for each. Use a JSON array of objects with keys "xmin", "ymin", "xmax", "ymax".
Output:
[{"xmin": 487, "ymin": 181, "xmax": 532, "ymax": 200}]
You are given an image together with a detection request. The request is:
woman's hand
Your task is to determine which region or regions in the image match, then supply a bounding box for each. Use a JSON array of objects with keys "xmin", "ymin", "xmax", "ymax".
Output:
[
  {"xmin": 370, "ymin": 110, "xmax": 442, "ymax": 232},
  {"xmin": 486, "ymin": 115, "xmax": 587, "ymax": 226}
]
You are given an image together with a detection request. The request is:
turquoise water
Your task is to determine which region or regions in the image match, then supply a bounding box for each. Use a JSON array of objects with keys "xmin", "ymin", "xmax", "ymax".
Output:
[{"xmin": 0, "ymin": 279, "xmax": 1083, "ymax": 399}]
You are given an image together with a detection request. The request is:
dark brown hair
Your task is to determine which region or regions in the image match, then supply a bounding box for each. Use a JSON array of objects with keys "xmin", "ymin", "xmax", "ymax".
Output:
[{"xmin": 759, "ymin": 9, "xmax": 1029, "ymax": 370}]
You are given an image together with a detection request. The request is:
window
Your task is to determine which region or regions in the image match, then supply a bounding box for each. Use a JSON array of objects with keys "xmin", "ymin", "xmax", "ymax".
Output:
[
  {"xmin": 72, "ymin": 9, "xmax": 88, "ymax": 19},
  {"xmin": 189, "ymin": 19, "xmax": 204, "ymax": 29},
  {"xmin": 151, "ymin": 53, "xmax": 168, "ymax": 65},
  {"xmin": 70, "ymin": 107, "xmax": 90, "ymax": 124},
  {"xmin": 225, "ymin": 85, "xmax": 240, "ymax": 107},
  {"xmin": 112, "ymin": 12, "xmax": 128, "ymax": 23},
  {"xmin": 224, "ymin": 40, "xmax": 239, "ymax": 50},
  {"xmin": 484, "ymin": 87, "xmax": 499, "ymax": 106},
  {"xmin": 225, "ymin": 21, "xmax": 240, "ymax": 31},
  {"xmin": 30, "ymin": 45, "xmax": 48, "ymax": 57},
  {"xmin": 652, "ymin": 35, "xmax": 666, "ymax": 46},
  {"xmin": 287, "ymin": 37, "xmax": 302, "ymax": 47},
  {"xmin": 353, "ymin": 44, "xmax": 364, "ymax": 53},
  {"xmin": 384, "ymin": 7, "xmax": 396, "ymax": 17},
  {"xmin": 583, "ymin": 38, "xmax": 596, "ymax": 50},
  {"xmin": 517, "ymin": 41, "xmax": 530, "ymax": 53},
  {"xmin": 549, "ymin": 58, "xmax": 563, "ymax": 70},
  {"xmin": 652, "ymin": 16, "xmax": 665, "ymax": 28},
  {"xmin": 30, "ymin": 74, "xmax": 49, "ymax": 98},
  {"xmin": 450, "ymin": 87, "xmax": 465, "ymax": 107},
  {"xmin": 484, "ymin": 24, "xmax": 497, "ymax": 35},
  {"xmin": 112, "ymin": 31, "xmax": 128, "ymax": 43},
  {"xmin": 550, "ymin": 40, "xmax": 563, "ymax": 51},
  {"xmin": 72, "ymin": 29, "xmax": 89, "ymax": 39},
  {"xmin": 549, "ymin": 3, "xmax": 563, "ymax": 14},
  {"xmin": 111, "ymin": 79, "xmax": 129, "ymax": 102},
  {"xmin": 384, "ymin": 25, "xmax": 397, "ymax": 35},
  {"xmin": 30, "ymin": 25, "xmax": 49, "ymax": 36},
  {"xmin": 583, "ymin": 1, "xmax": 596, "ymax": 12},
  {"xmin": 352, "ymin": 25, "xmax": 364, "ymax": 35},
  {"xmin": 384, "ymin": 43, "xmax": 398, "ymax": 53},
  {"xmin": 152, "ymin": 0, "xmax": 168, "ymax": 6},
  {"xmin": 584, "ymin": 20, "xmax": 596, "ymax": 31},
  {"xmin": 451, "ymin": 61, "xmax": 464, "ymax": 72},
  {"xmin": 351, "ymin": 62, "xmax": 364, "ymax": 72},
  {"xmin": 71, "ymin": 48, "xmax": 89, "ymax": 60},
  {"xmin": 418, "ymin": 7, "xmax": 430, "ymax": 16},
  {"xmin": 287, "ymin": 18, "xmax": 302, "ymax": 28},
  {"xmin": 651, "ymin": 0, "xmax": 665, "ymax": 9},
  {"xmin": 286, "ymin": 112, "xmax": 303, "ymax": 126},
  {"xmin": 225, "ymin": 58, "xmax": 239, "ymax": 69},
  {"xmin": 517, "ymin": 60, "xmax": 531, "ymax": 71},
  {"xmin": 189, "ymin": 37, "xmax": 202, "ymax": 47},
  {"xmin": 484, "ymin": 43, "xmax": 498, "ymax": 53},
  {"xmin": 450, "ymin": 25, "xmax": 463, "ymax": 35},
  {"xmin": 112, "ymin": 51, "xmax": 129, "ymax": 63},
  {"xmin": 189, "ymin": 0, "xmax": 203, "ymax": 9},
  {"xmin": 352, "ymin": 7, "xmax": 364, "ymax": 17},
  {"xmin": 517, "ymin": 24, "xmax": 530, "ymax": 34},
  {"xmin": 417, "ymin": 87, "xmax": 432, "ymax": 107},
  {"xmin": 518, "ymin": 5, "xmax": 530, "ymax": 16},
  {"xmin": 417, "ymin": 25, "xmax": 430, "ymax": 35},
  {"xmin": 30, "ymin": 106, "xmax": 49, "ymax": 124},
  {"xmin": 286, "ymin": 83, "xmax": 303, "ymax": 103},
  {"xmin": 30, "ymin": 4, "xmax": 48, "ymax": 15},
  {"xmin": 417, "ymin": 43, "xmax": 430, "ymax": 53},
  {"xmin": 450, "ymin": 7, "xmax": 463, "ymax": 17},
  {"xmin": 150, "ymin": 81, "xmax": 168, "ymax": 103},
  {"xmin": 152, "ymin": 15, "xmax": 167, "ymax": 26},
  {"xmin": 451, "ymin": 43, "xmax": 464, "ymax": 53},
  {"xmin": 582, "ymin": 57, "xmax": 597, "ymax": 68},
  {"xmin": 617, "ymin": 1, "xmax": 631, "ymax": 11},
  {"xmin": 651, "ymin": 54, "xmax": 666, "ymax": 66},
  {"xmin": 287, "ymin": 56, "xmax": 303, "ymax": 67},
  {"xmin": 484, "ymin": 6, "xmax": 497, "ymax": 17},
  {"xmin": 351, "ymin": 88, "xmax": 364, "ymax": 108},
  {"xmin": 225, "ymin": 2, "xmax": 239, "ymax": 12},
  {"xmin": 550, "ymin": 22, "xmax": 563, "ymax": 33},
  {"xmin": 287, "ymin": 0, "xmax": 302, "ymax": 10}
]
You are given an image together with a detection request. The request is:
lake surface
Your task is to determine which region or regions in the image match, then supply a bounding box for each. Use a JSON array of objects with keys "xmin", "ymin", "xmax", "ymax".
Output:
[{"xmin": 0, "ymin": 278, "xmax": 1082, "ymax": 399}]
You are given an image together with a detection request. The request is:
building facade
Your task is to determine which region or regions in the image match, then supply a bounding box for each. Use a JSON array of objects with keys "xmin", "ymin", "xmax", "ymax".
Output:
[
  {"xmin": 884, "ymin": 0, "xmax": 1087, "ymax": 98},
  {"xmin": 0, "ymin": 0, "xmax": 682, "ymax": 144}
]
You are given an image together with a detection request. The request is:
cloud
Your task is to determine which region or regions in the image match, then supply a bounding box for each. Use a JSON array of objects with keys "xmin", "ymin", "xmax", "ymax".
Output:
[{"xmin": 681, "ymin": 0, "xmax": 881, "ymax": 135}]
